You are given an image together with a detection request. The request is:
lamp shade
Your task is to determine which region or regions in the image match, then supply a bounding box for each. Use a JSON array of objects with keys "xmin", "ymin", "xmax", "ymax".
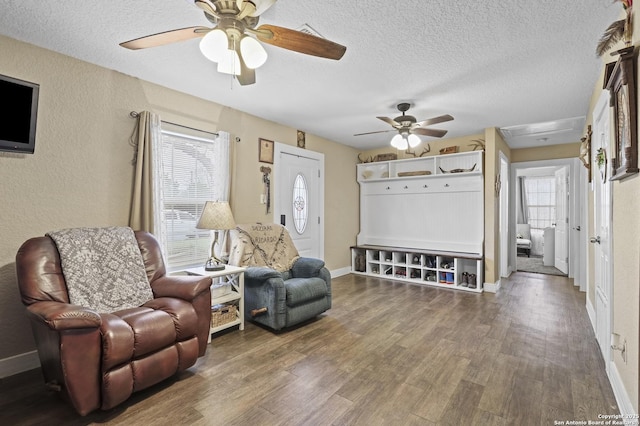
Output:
[
  {"xmin": 196, "ymin": 201, "xmax": 236, "ymax": 230},
  {"xmin": 240, "ymin": 36, "xmax": 268, "ymax": 69},
  {"xmin": 217, "ymin": 49, "xmax": 242, "ymax": 75},
  {"xmin": 199, "ymin": 29, "xmax": 228, "ymax": 62},
  {"xmin": 407, "ymin": 133, "xmax": 421, "ymax": 148},
  {"xmin": 390, "ymin": 134, "xmax": 408, "ymax": 150}
]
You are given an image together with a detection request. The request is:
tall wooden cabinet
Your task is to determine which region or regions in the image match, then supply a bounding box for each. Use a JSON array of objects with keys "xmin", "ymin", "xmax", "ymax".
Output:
[{"xmin": 352, "ymin": 151, "xmax": 484, "ymax": 292}]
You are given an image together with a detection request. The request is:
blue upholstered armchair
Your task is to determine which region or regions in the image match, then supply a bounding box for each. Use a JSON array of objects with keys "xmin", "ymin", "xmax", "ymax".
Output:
[
  {"xmin": 228, "ymin": 223, "xmax": 331, "ymax": 331},
  {"xmin": 244, "ymin": 258, "xmax": 332, "ymax": 331}
]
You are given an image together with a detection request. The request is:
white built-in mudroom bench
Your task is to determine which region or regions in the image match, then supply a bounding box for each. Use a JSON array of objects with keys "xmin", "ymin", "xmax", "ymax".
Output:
[{"xmin": 351, "ymin": 150, "xmax": 484, "ymax": 293}]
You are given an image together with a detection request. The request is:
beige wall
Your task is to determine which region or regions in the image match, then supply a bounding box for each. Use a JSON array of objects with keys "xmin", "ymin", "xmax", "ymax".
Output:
[
  {"xmin": 0, "ymin": 35, "xmax": 359, "ymax": 361},
  {"xmin": 483, "ymin": 128, "xmax": 511, "ymax": 285},
  {"xmin": 511, "ymin": 143, "xmax": 580, "ymax": 163},
  {"xmin": 582, "ymin": 17, "xmax": 640, "ymax": 410}
]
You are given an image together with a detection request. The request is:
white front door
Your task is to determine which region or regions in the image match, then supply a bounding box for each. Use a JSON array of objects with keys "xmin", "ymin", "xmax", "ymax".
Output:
[
  {"xmin": 554, "ymin": 166, "xmax": 569, "ymax": 274},
  {"xmin": 592, "ymin": 90, "xmax": 613, "ymax": 370},
  {"xmin": 274, "ymin": 144, "xmax": 324, "ymax": 258}
]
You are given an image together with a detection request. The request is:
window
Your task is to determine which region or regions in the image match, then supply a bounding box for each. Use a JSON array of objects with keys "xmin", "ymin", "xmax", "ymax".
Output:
[
  {"xmin": 154, "ymin": 125, "xmax": 230, "ymax": 270},
  {"xmin": 292, "ymin": 173, "xmax": 308, "ymax": 234},
  {"xmin": 524, "ymin": 177, "xmax": 556, "ymax": 229}
]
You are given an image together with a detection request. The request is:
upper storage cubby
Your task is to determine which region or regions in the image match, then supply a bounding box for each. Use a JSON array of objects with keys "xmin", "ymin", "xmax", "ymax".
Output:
[{"xmin": 357, "ymin": 151, "xmax": 482, "ymax": 182}]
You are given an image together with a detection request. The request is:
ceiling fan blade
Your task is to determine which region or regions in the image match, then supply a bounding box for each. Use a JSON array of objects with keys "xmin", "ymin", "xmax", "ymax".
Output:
[
  {"xmin": 354, "ymin": 129, "xmax": 395, "ymax": 136},
  {"xmin": 120, "ymin": 26, "xmax": 209, "ymax": 50},
  {"xmin": 412, "ymin": 128, "xmax": 448, "ymax": 138},
  {"xmin": 253, "ymin": 24, "xmax": 346, "ymax": 60},
  {"xmin": 416, "ymin": 114, "xmax": 454, "ymax": 127},
  {"xmin": 377, "ymin": 116, "xmax": 400, "ymax": 127},
  {"xmin": 234, "ymin": 43, "xmax": 256, "ymax": 86}
]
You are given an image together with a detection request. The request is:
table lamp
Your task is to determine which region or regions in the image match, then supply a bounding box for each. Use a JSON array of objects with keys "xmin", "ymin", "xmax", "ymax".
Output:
[{"xmin": 196, "ymin": 201, "xmax": 236, "ymax": 271}]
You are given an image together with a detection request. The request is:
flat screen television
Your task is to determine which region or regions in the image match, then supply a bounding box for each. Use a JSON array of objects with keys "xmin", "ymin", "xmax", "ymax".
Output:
[{"xmin": 0, "ymin": 74, "xmax": 39, "ymax": 154}]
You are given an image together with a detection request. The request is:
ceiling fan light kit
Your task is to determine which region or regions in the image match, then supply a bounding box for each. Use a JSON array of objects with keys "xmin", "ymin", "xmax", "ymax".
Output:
[
  {"xmin": 121, "ymin": 0, "xmax": 346, "ymax": 85},
  {"xmin": 199, "ymin": 29, "xmax": 267, "ymax": 74},
  {"xmin": 355, "ymin": 103, "xmax": 454, "ymax": 150}
]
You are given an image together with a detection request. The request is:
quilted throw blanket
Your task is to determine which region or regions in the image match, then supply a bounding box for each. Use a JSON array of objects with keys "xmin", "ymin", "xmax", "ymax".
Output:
[
  {"xmin": 47, "ymin": 227, "xmax": 153, "ymax": 313},
  {"xmin": 228, "ymin": 223, "xmax": 300, "ymax": 272}
]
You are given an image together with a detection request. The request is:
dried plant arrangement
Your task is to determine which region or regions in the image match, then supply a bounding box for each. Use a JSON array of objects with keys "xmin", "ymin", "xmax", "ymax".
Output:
[{"xmin": 596, "ymin": 0, "xmax": 633, "ymax": 57}]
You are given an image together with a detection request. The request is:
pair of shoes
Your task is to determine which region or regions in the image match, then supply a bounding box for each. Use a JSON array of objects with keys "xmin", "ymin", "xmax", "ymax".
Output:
[
  {"xmin": 467, "ymin": 274, "xmax": 477, "ymax": 289},
  {"xmin": 446, "ymin": 272, "xmax": 454, "ymax": 284},
  {"xmin": 460, "ymin": 272, "xmax": 469, "ymax": 287}
]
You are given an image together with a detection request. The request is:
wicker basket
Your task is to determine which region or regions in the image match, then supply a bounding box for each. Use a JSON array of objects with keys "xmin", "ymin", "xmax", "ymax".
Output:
[{"xmin": 211, "ymin": 304, "xmax": 237, "ymax": 328}]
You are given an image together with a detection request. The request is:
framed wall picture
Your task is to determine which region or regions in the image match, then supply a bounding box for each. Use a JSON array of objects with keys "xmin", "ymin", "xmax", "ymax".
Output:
[
  {"xmin": 297, "ymin": 130, "xmax": 306, "ymax": 149},
  {"xmin": 606, "ymin": 46, "xmax": 639, "ymax": 181},
  {"xmin": 259, "ymin": 138, "xmax": 274, "ymax": 164}
]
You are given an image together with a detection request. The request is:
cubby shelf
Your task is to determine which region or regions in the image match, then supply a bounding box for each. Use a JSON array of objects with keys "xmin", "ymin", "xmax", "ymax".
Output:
[{"xmin": 351, "ymin": 245, "xmax": 483, "ymax": 293}]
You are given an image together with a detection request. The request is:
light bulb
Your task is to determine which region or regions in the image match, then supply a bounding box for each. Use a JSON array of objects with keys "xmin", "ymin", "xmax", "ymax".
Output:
[
  {"xmin": 408, "ymin": 134, "xmax": 420, "ymax": 148},
  {"xmin": 240, "ymin": 36, "xmax": 268, "ymax": 69},
  {"xmin": 391, "ymin": 134, "xmax": 408, "ymax": 150},
  {"xmin": 199, "ymin": 29, "xmax": 228, "ymax": 63},
  {"xmin": 390, "ymin": 134, "xmax": 404, "ymax": 149},
  {"xmin": 217, "ymin": 49, "xmax": 241, "ymax": 75}
]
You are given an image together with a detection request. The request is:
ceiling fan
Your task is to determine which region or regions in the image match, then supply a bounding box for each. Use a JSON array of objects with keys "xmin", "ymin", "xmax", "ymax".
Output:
[
  {"xmin": 119, "ymin": 0, "xmax": 347, "ymax": 86},
  {"xmin": 354, "ymin": 103, "xmax": 454, "ymax": 150}
]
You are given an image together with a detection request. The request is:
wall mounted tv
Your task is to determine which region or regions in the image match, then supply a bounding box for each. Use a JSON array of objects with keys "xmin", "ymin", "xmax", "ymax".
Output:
[{"xmin": 0, "ymin": 74, "xmax": 39, "ymax": 154}]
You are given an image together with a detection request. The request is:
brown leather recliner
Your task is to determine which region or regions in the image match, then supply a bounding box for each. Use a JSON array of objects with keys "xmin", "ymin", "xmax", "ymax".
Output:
[{"xmin": 15, "ymin": 231, "xmax": 212, "ymax": 416}]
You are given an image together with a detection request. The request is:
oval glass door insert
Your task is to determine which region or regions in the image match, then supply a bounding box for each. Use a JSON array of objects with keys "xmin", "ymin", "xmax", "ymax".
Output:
[{"xmin": 292, "ymin": 173, "xmax": 308, "ymax": 234}]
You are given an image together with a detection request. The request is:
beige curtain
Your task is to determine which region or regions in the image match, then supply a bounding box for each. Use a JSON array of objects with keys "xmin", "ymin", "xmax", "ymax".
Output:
[{"xmin": 129, "ymin": 111, "xmax": 161, "ymax": 233}]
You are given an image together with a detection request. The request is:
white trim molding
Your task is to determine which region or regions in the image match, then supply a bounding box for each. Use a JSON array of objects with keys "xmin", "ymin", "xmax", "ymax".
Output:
[
  {"xmin": 586, "ymin": 296, "xmax": 597, "ymax": 334},
  {"xmin": 0, "ymin": 350, "xmax": 39, "ymax": 379},
  {"xmin": 484, "ymin": 279, "xmax": 501, "ymax": 293},
  {"xmin": 331, "ymin": 267, "xmax": 351, "ymax": 278},
  {"xmin": 609, "ymin": 361, "xmax": 636, "ymax": 416}
]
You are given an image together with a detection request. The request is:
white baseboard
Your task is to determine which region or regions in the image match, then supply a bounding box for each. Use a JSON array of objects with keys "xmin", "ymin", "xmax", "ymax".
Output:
[
  {"xmin": 484, "ymin": 279, "xmax": 501, "ymax": 293},
  {"xmin": 586, "ymin": 297, "xmax": 596, "ymax": 334},
  {"xmin": 331, "ymin": 267, "xmax": 352, "ymax": 278},
  {"xmin": 0, "ymin": 350, "xmax": 40, "ymax": 379},
  {"xmin": 609, "ymin": 361, "xmax": 637, "ymax": 415}
]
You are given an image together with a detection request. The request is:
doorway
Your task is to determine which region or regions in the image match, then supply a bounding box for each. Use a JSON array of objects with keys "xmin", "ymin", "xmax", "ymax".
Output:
[
  {"xmin": 273, "ymin": 143, "xmax": 325, "ymax": 258},
  {"xmin": 510, "ymin": 158, "xmax": 584, "ymax": 280}
]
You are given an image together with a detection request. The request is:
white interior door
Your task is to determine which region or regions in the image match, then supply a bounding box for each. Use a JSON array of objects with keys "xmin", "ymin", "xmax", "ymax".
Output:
[
  {"xmin": 274, "ymin": 144, "xmax": 324, "ymax": 258},
  {"xmin": 592, "ymin": 90, "xmax": 613, "ymax": 369},
  {"xmin": 554, "ymin": 166, "xmax": 569, "ymax": 274}
]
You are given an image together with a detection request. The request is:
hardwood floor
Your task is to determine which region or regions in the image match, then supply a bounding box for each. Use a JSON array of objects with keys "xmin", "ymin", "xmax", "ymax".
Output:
[{"xmin": 0, "ymin": 272, "xmax": 619, "ymax": 425}]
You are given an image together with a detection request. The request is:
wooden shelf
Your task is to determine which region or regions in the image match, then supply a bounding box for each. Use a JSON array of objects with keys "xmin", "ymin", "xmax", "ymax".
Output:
[{"xmin": 179, "ymin": 265, "xmax": 246, "ymax": 338}]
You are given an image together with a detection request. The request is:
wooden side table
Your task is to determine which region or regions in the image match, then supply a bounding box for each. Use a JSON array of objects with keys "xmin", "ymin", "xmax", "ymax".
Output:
[{"xmin": 181, "ymin": 265, "xmax": 245, "ymax": 338}]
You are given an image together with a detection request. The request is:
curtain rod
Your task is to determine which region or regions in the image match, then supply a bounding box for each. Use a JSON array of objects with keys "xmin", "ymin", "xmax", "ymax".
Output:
[{"xmin": 129, "ymin": 111, "xmax": 218, "ymax": 136}]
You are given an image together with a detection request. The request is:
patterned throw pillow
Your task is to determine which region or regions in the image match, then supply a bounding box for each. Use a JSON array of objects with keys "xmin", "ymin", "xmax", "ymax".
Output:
[{"xmin": 47, "ymin": 227, "xmax": 153, "ymax": 313}]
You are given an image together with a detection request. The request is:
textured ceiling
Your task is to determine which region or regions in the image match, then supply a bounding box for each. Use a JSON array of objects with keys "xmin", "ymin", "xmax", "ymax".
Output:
[{"xmin": 0, "ymin": 0, "xmax": 622, "ymax": 150}]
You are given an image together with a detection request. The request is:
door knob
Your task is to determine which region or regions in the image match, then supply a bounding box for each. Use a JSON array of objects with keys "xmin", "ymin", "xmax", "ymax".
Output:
[{"xmin": 590, "ymin": 236, "xmax": 601, "ymax": 244}]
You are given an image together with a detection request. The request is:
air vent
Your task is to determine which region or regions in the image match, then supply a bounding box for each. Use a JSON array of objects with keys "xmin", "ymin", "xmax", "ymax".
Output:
[
  {"xmin": 296, "ymin": 24, "xmax": 324, "ymax": 38},
  {"xmin": 500, "ymin": 117, "xmax": 585, "ymax": 138}
]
